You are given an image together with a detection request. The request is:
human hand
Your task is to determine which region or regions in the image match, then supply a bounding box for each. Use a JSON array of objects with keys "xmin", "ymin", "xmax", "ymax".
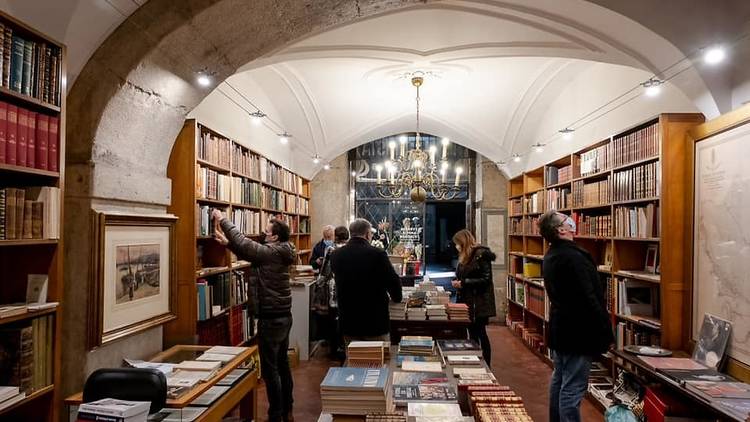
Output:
[
  {"xmin": 211, "ymin": 209, "xmax": 224, "ymax": 222},
  {"xmin": 451, "ymin": 279, "xmax": 462, "ymax": 289},
  {"xmin": 214, "ymin": 228, "xmax": 229, "ymax": 246},
  {"xmin": 316, "ymin": 257, "xmax": 323, "ymax": 265}
]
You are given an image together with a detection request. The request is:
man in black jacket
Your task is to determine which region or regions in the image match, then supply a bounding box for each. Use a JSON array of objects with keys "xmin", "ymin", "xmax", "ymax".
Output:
[
  {"xmin": 330, "ymin": 218, "xmax": 402, "ymax": 344},
  {"xmin": 540, "ymin": 210, "xmax": 613, "ymax": 422},
  {"xmin": 212, "ymin": 210, "xmax": 295, "ymax": 422},
  {"xmin": 310, "ymin": 225, "xmax": 334, "ymax": 273}
]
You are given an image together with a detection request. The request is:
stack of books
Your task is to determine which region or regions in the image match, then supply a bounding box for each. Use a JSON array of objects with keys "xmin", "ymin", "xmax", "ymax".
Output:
[
  {"xmin": 320, "ymin": 367, "xmax": 389, "ymax": 415},
  {"xmin": 426, "ymin": 290, "xmax": 451, "ymax": 305},
  {"xmin": 468, "ymin": 387, "xmax": 531, "ymax": 421},
  {"xmin": 425, "ymin": 304, "xmax": 447, "ymax": 321},
  {"xmin": 446, "ymin": 355, "xmax": 482, "ymax": 366},
  {"xmin": 392, "ymin": 371, "xmax": 457, "ymax": 405},
  {"xmin": 398, "ymin": 336, "xmax": 435, "ymax": 356},
  {"xmin": 389, "ymin": 302, "xmax": 406, "ymax": 320},
  {"xmin": 0, "ymin": 387, "xmax": 25, "ymax": 412},
  {"xmin": 347, "ymin": 341, "xmax": 386, "ymax": 367},
  {"xmin": 407, "ymin": 307, "xmax": 426, "ymax": 321},
  {"xmin": 77, "ymin": 398, "xmax": 150, "ymax": 422},
  {"xmin": 446, "ymin": 303, "xmax": 469, "ymax": 321},
  {"xmin": 406, "ymin": 402, "xmax": 464, "ymax": 419},
  {"xmin": 437, "ymin": 339, "xmax": 482, "ymax": 356}
]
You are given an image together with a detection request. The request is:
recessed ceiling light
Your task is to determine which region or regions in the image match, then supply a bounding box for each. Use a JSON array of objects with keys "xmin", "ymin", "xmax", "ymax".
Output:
[{"xmin": 197, "ymin": 74, "xmax": 211, "ymax": 87}]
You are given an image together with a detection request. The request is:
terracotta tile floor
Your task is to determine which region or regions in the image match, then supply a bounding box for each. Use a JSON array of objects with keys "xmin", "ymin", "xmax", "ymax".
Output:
[{"xmin": 256, "ymin": 325, "xmax": 602, "ymax": 421}]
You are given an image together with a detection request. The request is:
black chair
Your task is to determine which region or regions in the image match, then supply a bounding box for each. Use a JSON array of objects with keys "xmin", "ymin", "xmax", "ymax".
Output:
[{"xmin": 82, "ymin": 368, "xmax": 167, "ymax": 414}]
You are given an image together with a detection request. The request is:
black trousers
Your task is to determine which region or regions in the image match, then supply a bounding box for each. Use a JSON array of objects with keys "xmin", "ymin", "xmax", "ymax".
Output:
[
  {"xmin": 468, "ymin": 316, "xmax": 491, "ymax": 364},
  {"xmin": 258, "ymin": 315, "xmax": 294, "ymax": 422}
]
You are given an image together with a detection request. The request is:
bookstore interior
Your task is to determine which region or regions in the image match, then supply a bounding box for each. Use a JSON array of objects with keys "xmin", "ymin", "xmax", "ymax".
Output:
[{"xmin": 2, "ymin": 1, "xmax": 750, "ymax": 422}]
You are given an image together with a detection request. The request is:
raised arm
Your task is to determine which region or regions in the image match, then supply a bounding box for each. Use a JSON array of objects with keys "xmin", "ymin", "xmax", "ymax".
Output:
[{"xmin": 218, "ymin": 217, "xmax": 274, "ymax": 263}]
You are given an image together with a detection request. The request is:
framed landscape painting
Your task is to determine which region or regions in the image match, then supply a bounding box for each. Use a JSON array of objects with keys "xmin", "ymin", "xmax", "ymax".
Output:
[{"xmin": 89, "ymin": 212, "xmax": 177, "ymax": 348}]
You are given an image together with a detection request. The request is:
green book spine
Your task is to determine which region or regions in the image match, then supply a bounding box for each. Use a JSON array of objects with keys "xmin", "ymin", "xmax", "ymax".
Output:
[
  {"xmin": 10, "ymin": 34, "xmax": 23, "ymax": 92},
  {"xmin": 2, "ymin": 27, "xmax": 11, "ymax": 88},
  {"xmin": 21, "ymin": 40, "xmax": 32, "ymax": 96}
]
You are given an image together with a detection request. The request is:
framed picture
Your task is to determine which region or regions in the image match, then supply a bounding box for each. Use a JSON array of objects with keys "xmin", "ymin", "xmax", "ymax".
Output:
[
  {"xmin": 644, "ymin": 244, "xmax": 658, "ymax": 274},
  {"xmin": 89, "ymin": 212, "xmax": 177, "ymax": 348},
  {"xmin": 480, "ymin": 209, "xmax": 506, "ymax": 270}
]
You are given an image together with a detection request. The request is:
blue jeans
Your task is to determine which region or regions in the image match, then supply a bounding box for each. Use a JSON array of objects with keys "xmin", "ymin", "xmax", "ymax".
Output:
[
  {"xmin": 549, "ymin": 350, "xmax": 592, "ymax": 422},
  {"xmin": 259, "ymin": 315, "xmax": 294, "ymax": 422}
]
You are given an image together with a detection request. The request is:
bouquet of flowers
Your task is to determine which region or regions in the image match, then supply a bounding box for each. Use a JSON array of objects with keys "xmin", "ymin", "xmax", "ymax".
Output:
[{"xmin": 371, "ymin": 239, "xmax": 385, "ymax": 249}]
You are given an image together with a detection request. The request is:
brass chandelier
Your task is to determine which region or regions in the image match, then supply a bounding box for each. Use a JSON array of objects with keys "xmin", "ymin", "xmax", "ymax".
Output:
[{"xmin": 375, "ymin": 74, "xmax": 464, "ymax": 202}]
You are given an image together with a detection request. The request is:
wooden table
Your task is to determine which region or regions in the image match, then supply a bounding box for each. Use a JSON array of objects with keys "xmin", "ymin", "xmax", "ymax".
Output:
[
  {"xmin": 389, "ymin": 319, "xmax": 470, "ymax": 344},
  {"xmin": 65, "ymin": 345, "xmax": 259, "ymax": 422},
  {"xmin": 612, "ymin": 348, "xmax": 747, "ymax": 421}
]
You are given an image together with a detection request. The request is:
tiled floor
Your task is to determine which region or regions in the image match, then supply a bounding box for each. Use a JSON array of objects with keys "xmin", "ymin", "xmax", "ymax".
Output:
[{"xmin": 256, "ymin": 325, "xmax": 602, "ymax": 421}]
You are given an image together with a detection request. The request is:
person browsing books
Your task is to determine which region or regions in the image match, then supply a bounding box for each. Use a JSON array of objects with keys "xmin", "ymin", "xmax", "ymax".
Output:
[
  {"xmin": 330, "ymin": 218, "xmax": 402, "ymax": 345},
  {"xmin": 310, "ymin": 225, "xmax": 335, "ymax": 273},
  {"xmin": 450, "ymin": 229, "xmax": 496, "ymax": 364},
  {"xmin": 312, "ymin": 225, "xmax": 350, "ymax": 360},
  {"xmin": 539, "ymin": 210, "xmax": 613, "ymax": 422},
  {"xmin": 212, "ymin": 209, "xmax": 295, "ymax": 422}
]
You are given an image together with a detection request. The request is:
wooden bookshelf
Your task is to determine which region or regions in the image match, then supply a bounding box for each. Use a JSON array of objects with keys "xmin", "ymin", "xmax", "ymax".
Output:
[
  {"xmin": 505, "ymin": 114, "xmax": 704, "ymax": 363},
  {"xmin": 165, "ymin": 119, "xmax": 312, "ymax": 347},
  {"xmin": 0, "ymin": 10, "xmax": 66, "ymax": 422}
]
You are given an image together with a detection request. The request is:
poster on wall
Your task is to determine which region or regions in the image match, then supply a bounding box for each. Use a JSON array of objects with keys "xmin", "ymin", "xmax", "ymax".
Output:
[
  {"xmin": 481, "ymin": 209, "xmax": 506, "ymax": 270},
  {"xmin": 693, "ymin": 122, "xmax": 750, "ymax": 366}
]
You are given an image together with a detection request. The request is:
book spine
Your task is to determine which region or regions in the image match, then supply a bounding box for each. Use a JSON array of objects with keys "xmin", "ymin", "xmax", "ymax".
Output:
[
  {"xmin": 27, "ymin": 111, "xmax": 36, "ymax": 168},
  {"xmin": 22, "ymin": 200, "xmax": 32, "ymax": 239},
  {"xmin": 35, "ymin": 114, "xmax": 48, "ymax": 170},
  {"xmin": 2, "ymin": 27, "xmax": 11, "ymax": 88},
  {"xmin": 16, "ymin": 107, "xmax": 27, "ymax": 167},
  {"xmin": 21, "ymin": 40, "xmax": 32, "ymax": 96},
  {"xmin": 0, "ymin": 101, "xmax": 5, "ymax": 164},
  {"xmin": 48, "ymin": 115, "xmax": 58, "ymax": 172},
  {"xmin": 5, "ymin": 187, "xmax": 15, "ymax": 239},
  {"xmin": 0, "ymin": 189, "xmax": 5, "ymax": 240},
  {"xmin": 10, "ymin": 35, "xmax": 23, "ymax": 92},
  {"xmin": 14, "ymin": 188, "xmax": 24, "ymax": 240},
  {"xmin": 6, "ymin": 104, "xmax": 16, "ymax": 165}
]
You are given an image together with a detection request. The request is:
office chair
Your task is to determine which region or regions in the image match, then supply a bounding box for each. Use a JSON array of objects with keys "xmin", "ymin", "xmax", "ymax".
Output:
[{"xmin": 82, "ymin": 368, "xmax": 167, "ymax": 414}]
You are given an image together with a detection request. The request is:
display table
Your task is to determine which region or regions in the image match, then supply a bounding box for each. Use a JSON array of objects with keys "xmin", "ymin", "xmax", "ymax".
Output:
[
  {"xmin": 611, "ymin": 348, "xmax": 746, "ymax": 421},
  {"xmin": 65, "ymin": 345, "xmax": 259, "ymax": 422},
  {"xmin": 389, "ymin": 319, "xmax": 470, "ymax": 344}
]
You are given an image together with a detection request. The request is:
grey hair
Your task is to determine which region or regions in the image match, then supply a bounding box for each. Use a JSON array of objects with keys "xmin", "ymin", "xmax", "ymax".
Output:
[
  {"xmin": 349, "ymin": 218, "xmax": 372, "ymax": 238},
  {"xmin": 539, "ymin": 210, "xmax": 564, "ymax": 243}
]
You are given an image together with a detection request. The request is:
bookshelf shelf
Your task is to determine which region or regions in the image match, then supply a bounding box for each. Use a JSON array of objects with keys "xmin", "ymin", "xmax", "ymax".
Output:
[
  {"xmin": 572, "ymin": 171, "xmax": 611, "ymax": 183},
  {"xmin": 525, "ymin": 308, "xmax": 547, "ymax": 321},
  {"xmin": 0, "ymin": 85, "xmax": 61, "ymax": 113},
  {"xmin": 572, "ymin": 203, "xmax": 611, "ymax": 211},
  {"xmin": 611, "ymin": 155, "xmax": 659, "ymax": 172},
  {"xmin": 197, "ymin": 198, "xmax": 231, "ymax": 206},
  {"xmin": 575, "ymin": 235, "xmax": 611, "ymax": 241},
  {"xmin": 196, "ymin": 158, "xmax": 231, "ymax": 173},
  {"xmin": 231, "ymin": 203, "xmax": 261, "ymax": 210},
  {"xmin": 0, "ymin": 384, "xmax": 54, "ymax": 416},
  {"xmin": 545, "ymin": 181, "xmax": 572, "ymax": 190},
  {"xmin": 509, "ymin": 194, "xmax": 524, "ymax": 200},
  {"xmin": 615, "ymin": 271, "xmax": 660, "ymax": 283},
  {"xmin": 0, "ymin": 307, "xmax": 57, "ymax": 326},
  {"xmin": 611, "ymin": 197, "xmax": 660, "ymax": 206},
  {"xmin": 0, "ymin": 239, "xmax": 58, "ymax": 247},
  {"xmin": 0, "ymin": 164, "xmax": 60, "ymax": 178},
  {"xmin": 616, "ymin": 314, "xmax": 662, "ymax": 331},
  {"xmin": 613, "ymin": 237, "xmax": 660, "ymax": 242},
  {"xmin": 524, "ymin": 211, "xmax": 543, "ymax": 216},
  {"xmin": 232, "ymin": 171, "xmax": 260, "ymax": 182}
]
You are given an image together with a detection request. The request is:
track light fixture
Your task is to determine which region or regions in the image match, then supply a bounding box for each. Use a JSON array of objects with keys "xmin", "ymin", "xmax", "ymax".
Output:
[
  {"xmin": 642, "ymin": 78, "xmax": 663, "ymax": 97},
  {"xmin": 312, "ymin": 155, "xmax": 321, "ymax": 164},
  {"xmin": 278, "ymin": 132, "xmax": 291, "ymax": 145},
  {"xmin": 250, "ymin": 110, "xmax": 266, "ymax": 126},
  {"xmin": 196, "ymin": 68, "xmax": 216, "ymax": 87},
  {"xmin": 559, "ymin": 128, "xmax": 574, "ymax": 140},
  {"xmin": 533, "ymin": 143, "xmax": 545, "ymax": 153},
  {"xmin": 512, "ymin": 154, "xmax": 522, "ymax": 163},
  {"xmin": 323, "ymin": 164, "xmax": 331, "ymax": 170}
]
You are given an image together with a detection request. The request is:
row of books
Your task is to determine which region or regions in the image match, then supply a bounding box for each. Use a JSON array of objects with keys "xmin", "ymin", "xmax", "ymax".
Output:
[
  {"xmin": 506, "ymin": 276, "xmax": 525, "ymax": 305},
  {"xmin": 572, "ymin": 213, "xmax": 612, "ymax": 237},
  {"xmin": 260, "ymin": 158, "xmax": 304, "ymax": 194},
  {"xmin": 545, "ymin": 187, "xmax": 571, "ymax": 211},
  {"xmin": 605, "ymin": 276, "xmax": 616, "ymax": 313},
  {"xmin": 299, "ymin": 217, "xmax": 309, "ymax": 234},
  {"xmin": 615, "ymin": 321, "xmax": 661, "ymax": 349},
  {"xmin": 613, "ymin": 204, "xmax": 658, "ymax": 238},
  {"xmin": 0, "ymin": 186, "xmax": 59, "ymax": 240},
  {"xmin": 612, "ymin": 123, "xmax": 660, "ymax": 168},
  {"xmin": 578, "ymin": 143, "xmax": 612, "ymax": 177},
  {"xmin": 522, "ymin": 192, "xmax": 543, "ymax": 214},
  {"xmin": 231, "ymin": 143, "xmax": 261, "ymax": 179},
  {"xmin": 509, "ymin": 198, "xmax": 522, "ymax": 216},
  {"xmin": 469, "ymin": 387, "xmax": 531, "ymax": 422},
  {"xmin": 525, "ymin": 284, "xmax": 547, "ymax": 320},
  {"xmin": 229, "ymin": 306, "xmax": 255, "ymax": 346},
  {"xmin": 231, "ymin": 208, "xmax": 262, "ymax": 235},
  {"xmin": 509, "ymin": 319, "xmax": 546, "ymax": 355},
  {"xmin": 196, "ymin": 205, "xmax": 220, "ymax": 237},
  {"xmin": 0, "ymin": 314, "xmax": 54, "ymax": 394},
  {"xmin": 0, "ymin": 102, "xmax": 60, "ymax": 171},
  {"xmin": 262, "ymin": 186, "xmax": 284, "ymax": 211},
  {"xmin": 612, "ymin": 161, "xmax": 660, "ymax": 202},
  {"xmin": 0, "ymin": 22, "xmax": 62, "ymax": 106},
  {"xmin": 196, "ymin": 270, "xmax": 249, "ymax": 321},
  {"xmin": 545, "ymin": 164, "xmax": 572, "ymax": 186},
  {"xmin": 230, "ymin": 177, "xmax": 261, "ymax": 207},
  {"xmin": 572, "ymin": 177, "xmax": 611, "ymax": 208},
  {"xmin": 196, "ymin": 165, "xmax": 230, "ymax": 201},
  {"xmin": 509, "ymin": 218, "xmax": 523, "ymax": 235},
  {"xmin": 196, "ymin": 129, "xmax": 231, "ymax": 169},
  {"xmin": 521, "ymin": 216, "xmax": 540, "ymax": 235}
]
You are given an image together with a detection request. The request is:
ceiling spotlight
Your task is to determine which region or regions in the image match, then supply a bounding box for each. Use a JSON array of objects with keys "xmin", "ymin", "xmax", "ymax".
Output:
[
  {"xmin": 351, "ymin": 171, "xmax": 357, "ymax": 177},
  {"xmin": 197, "ymin": 74, "xmax": 211, "ymax": 87},
  {"xmin": 278, "ymin": 132, "xmax": 291, "ymax": 144},
  {"xmin": 642, "ymin": 78, "xmax": 663, "ymax": 97},
  {"xmin": 323, "ymin": 164, "xmax": 331, "ymax": 171},
  {"xmin": 533, "ymin": 143, "xmax": 545, "ymax": 153},
  {"xmin": 512, "ymin": 154, "xmax": 522, "ymax": 163},
  {"xmin": 559, "ymin": 128, "xmax": 574, "ymax": 140},
  {"xmin": 704, "ymin": 46, "xmax": 726, "ymax": 65},
  {"xmin": 312, "ymin": 155, "xmax": 321, "ymax": 164},
  {"xmin": 250, "ymin": 110, "xmax": 266, "ymax": 126}
]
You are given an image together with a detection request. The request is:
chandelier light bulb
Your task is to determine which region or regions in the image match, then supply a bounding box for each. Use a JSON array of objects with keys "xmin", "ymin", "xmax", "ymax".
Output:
[
  {"xmin": 704, "ymin": 46, "xmax": 726, "ymax": 65},
  {"xmin": 441, "ymin": 161, "xmax": 449, "ymax": 170},
  {"xmin": 351, "ymin": 171, "xmax": 357, "ymax": 177},
  {"xmin": 513, "ymin": 154, "xmax": 522, "ymax": 163},
  {"xmin": 412, "ymin": 159, "xmax": 422, "ymax": 169},
  {"xmin": 375, "ymin": 164, "xmax": 383, "ymax": 172},
  {"xmin": 441, "ymin": 138, "xmax": 450, "ymax": 146},
  {"xmin": 429, "ymin": 145, "xmax": 437, "ymax": 154},
  {"xmin": 389, "ymin": 140, "xmax": 397, "ymax": 149}
]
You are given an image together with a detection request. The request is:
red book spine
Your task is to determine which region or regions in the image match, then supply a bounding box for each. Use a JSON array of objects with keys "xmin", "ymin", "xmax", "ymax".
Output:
[
  {"xmin": 48, "ymin": 116, "xmax": 58, "ymax": 172},
  {"xmin": 17, "ymin": 108, "xmax": 27, "ymax": 167},
  {"xmin": 0, "ymin": 102, "xmax": 6, "ymax": 164},
  {"xmin": 6, "ymin": 104, "xmax": 17, "ymax": 165},
  {"xmin": 27, "ymin": 111, "xmax": 36, "ymax": 169},
  {"xmin": 35, "ymin": 114, "xmax": 48, "ymax": 170}
]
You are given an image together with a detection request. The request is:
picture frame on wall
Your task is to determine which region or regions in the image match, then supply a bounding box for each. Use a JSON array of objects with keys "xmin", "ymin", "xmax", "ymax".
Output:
[{"xmin": 88, "ymin": 212, "xmax": 177, "ymax": 348}]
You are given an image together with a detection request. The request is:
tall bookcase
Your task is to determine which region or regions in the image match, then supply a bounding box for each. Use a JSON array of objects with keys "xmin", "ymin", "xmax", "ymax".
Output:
[
  {"xmin": 0, "ymin": 11, "xmax": 66, "ymax": 422},
  {"xmin": 165, "ymin": 119, "xmax": 312, "ymax": 347},
  {"xmin": 505, "ymin": 114, "xmax": 704, "ymax": 372}
]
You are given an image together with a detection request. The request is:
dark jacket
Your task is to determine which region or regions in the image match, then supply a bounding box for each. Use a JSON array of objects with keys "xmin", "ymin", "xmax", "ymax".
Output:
[
  {"xmin": 330, "ymin": 237, "xmax": 403, "ymax": 337},
  {"xmin": 310, "ymin": 239, "xmax": 328, "ymax": 271},
  {"xmin": 221, "ymin": 219, "xmax": 295, "ymax": 319},
  {"xmin": 455, "ymin": 246, "xmax": 497, "ymax": 320},
  {"xmin": 544, "ymin": 239, "xmax": 614, "ymax": 355}
]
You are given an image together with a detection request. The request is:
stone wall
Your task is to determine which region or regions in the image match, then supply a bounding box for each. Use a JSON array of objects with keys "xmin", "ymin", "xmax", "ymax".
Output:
[{"xmin": 310, "ymin": 153, "xmax": 351, "ymax": 240}]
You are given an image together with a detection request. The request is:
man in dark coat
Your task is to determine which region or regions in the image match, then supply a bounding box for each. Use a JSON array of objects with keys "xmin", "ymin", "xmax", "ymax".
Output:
[
  {"xmin": 310, "ymin": 225, "xmax": 334, "ymax": 273},
  {"xmin": 213, "ymin": 210, "xmax": 296, "ymax": 422},
  {"xmin": 539, "ymin": 210, "xmax": 613, "ymax": 422},
  {"xmin": 330, "ymin": 218, "xmax": 402, "ymax": 344}
]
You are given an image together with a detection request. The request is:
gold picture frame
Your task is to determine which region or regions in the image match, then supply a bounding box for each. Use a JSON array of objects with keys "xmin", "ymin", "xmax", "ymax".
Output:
[{"xmin": 88, "ymin": 212, "xmax": 177, "ymax": 348}]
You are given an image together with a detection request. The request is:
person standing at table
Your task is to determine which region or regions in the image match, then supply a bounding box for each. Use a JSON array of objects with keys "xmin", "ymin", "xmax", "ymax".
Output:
[
  {"xmin": 310, "ymin": 225, "xmax": 334, "ymax": 273},
  {"xmin": 451, "ymin": 229, "xmax": 496, "ymax": 364}
]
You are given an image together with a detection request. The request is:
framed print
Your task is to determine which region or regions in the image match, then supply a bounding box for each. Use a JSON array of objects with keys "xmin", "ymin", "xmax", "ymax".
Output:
[
  {"xmin": 89, "ymin": 212, "xmax": 177, "ymax": 348},
  {"xmin": 644, "ymin": 244, "xmax": 658, "ymax": 274},
  {"xmin": 480, "ymin": 209, "xmax": 506, "ymax": 270}
]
